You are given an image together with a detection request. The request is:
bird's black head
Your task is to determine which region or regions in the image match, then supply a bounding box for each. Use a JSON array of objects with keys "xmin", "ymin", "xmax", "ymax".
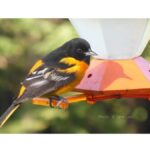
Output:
[{"xmin": 61, "ymin": 38, "xmax": 96, "ymax": 64}]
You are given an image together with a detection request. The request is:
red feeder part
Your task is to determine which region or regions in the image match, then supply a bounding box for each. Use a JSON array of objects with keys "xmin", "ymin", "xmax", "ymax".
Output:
[{"xmin": 76, "ymin": 57, "xmax": 150, "ymax": 99}]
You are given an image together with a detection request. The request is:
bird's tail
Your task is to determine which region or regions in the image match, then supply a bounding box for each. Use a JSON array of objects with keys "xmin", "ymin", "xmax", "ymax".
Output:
[{"xmin": 0, "ymin": 102, "xmax": 20, "ymax": 128}]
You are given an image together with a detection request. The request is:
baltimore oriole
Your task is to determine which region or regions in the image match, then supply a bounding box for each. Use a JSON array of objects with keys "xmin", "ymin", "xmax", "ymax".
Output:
[{"xmin": 0, "ymin": 38, "xmax": 96, "ymax": 127}]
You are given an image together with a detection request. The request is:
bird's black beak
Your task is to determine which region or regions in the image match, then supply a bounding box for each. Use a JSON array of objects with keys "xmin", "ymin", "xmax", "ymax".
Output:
[{"xmin": 85, "ymin": 49, "xmax": 98, "ymax": 56}]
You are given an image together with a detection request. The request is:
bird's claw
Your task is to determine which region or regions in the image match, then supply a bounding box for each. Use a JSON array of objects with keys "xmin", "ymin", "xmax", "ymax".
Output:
[
  {"xmin": 49, "ymin": 96, "xmax": 69, "ymax": 109},
  {"xmin": 56, "ymin": 97, "xmax": 69, "ymax": 109}
]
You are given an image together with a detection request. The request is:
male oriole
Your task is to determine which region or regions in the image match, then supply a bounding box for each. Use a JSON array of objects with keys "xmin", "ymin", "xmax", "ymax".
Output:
[{"xmin": 0, "ymin": 38, "xmax": 96, "ymax": 127}]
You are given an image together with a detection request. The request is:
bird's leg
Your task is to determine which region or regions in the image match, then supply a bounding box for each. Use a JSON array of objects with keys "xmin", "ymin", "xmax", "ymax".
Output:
[{"xmin": 49, "ymin": 95, "xmax": 69, "ymax": 109}]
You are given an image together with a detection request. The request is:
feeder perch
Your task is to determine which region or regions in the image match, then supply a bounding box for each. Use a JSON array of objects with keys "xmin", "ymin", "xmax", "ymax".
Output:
[{"xmin": 32, "ymin": 19, "xmax": 150, "ymax": 108}]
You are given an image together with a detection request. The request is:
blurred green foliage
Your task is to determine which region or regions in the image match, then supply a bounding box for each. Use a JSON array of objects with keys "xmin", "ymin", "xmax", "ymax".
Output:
[{"xmin": 0, "ymin": 19, "xmax": 150, "ymax": 133}]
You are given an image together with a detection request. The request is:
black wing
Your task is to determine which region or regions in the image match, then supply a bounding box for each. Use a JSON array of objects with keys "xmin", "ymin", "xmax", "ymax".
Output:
[{"xmin": 19, "ymin": 64, "xmax": 75, "ymax": 102}]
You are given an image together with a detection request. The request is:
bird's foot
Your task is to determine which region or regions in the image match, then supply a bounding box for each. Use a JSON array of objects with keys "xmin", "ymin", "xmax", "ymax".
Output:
[
  {"xmin": 56, "ymin": 96, "xmax": 69, "ymax": 109},
  {"xmin": 49, "ymin": 96, "xmax": 69, "ymax": 109}
]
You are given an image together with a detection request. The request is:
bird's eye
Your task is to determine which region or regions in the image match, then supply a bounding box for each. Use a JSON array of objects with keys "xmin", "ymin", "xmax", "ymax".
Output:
[{"xmin": 77, "ymin": 49, "xmax": 83, "ymax": 53}]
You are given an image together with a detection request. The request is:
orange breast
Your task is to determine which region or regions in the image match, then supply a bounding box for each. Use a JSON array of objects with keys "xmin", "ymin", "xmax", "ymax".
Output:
[{"xmin": 53, "ymin": 60, "xmax": 89, "ymax": 95}]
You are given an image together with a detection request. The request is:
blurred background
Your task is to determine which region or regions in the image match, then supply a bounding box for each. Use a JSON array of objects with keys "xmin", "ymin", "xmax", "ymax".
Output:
[{"xmin": 0, "ymin": 19, "xmax": 150, "ymax": 133}]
